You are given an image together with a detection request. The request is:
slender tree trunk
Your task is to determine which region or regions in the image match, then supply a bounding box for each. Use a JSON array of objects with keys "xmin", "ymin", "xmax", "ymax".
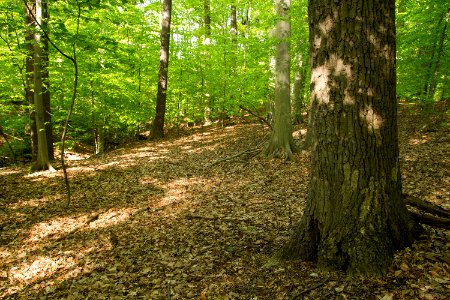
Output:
[
  {"xmin": 231, "ymin": 4, "xmax": 237, "ymax": 70},
  {"xmin": 423, "ymin": 12, "xmax": 444, "ymax": 96},
  {"xmin": 441, "ymin": 74, "xmax": 449, "ymax": 99},
  {"xmin": 41, "ymin": 0, "xmax": 53, "ymax": 160},
  {"xmin": 240, "ymin": 6, "xmax": 250, "ymax": 101},
  {"xmin": 428, "ymin": 8, "xmax": 449, "ymax": 100},
  {"xmin": 220, "ymin": 7, "xmax": 229, "ymax": 126},
  {"xmin": 230, "ymin": 4, "xmax": 238, "ymax": 112},
  {"xmin": 204, "ymin": 0, "xmax": 211, "ymax": 36},
  {"xmin": 292, "ymin": 53, "xmax": 306, "ymax": 124},
  {"xmin": 202, "ymin": 0, "xmax": 211, "ymax": 123},
  {"xmin": 264, "ymin": 0, "xmax": 296, "ymax": 160},
  {"xmin": 29, "ymin": 0, "xmax": 53, "ymax": 171},
  {"xmin": 281, "ymin": 0, "xmax": 421, "ymax": 275},
  {"xmin": 151, "ymin": 0, "xmax": 172, "ymax": 139},
  {"xmin": 24, "ymin": 1, "xmax": 38, "ymax": 161}
]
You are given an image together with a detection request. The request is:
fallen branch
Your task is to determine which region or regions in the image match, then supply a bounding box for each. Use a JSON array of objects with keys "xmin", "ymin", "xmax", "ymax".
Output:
[
  {"xmin": 403, "ymin": 193, "xmax": 450, "ymax": 219},
  {"xmin": 239, "ymin": 105, "xmax": 272, "ymax": 130},
  {"xmin": 402, "ymin": 194, "xmax": 450, "ymax": 229},
  {"xmin": 409, "ymin": 211, "xmax": 450, "ymax": 229},
  {"xmin": 291, "ymin": 276, "xmax": 330, "ymax": 300}
]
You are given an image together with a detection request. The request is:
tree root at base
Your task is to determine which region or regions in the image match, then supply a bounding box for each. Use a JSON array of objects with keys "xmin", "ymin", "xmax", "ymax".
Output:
[{"xmin": 403, "ymin": 193, "xmax": 450, "ymax": 229}]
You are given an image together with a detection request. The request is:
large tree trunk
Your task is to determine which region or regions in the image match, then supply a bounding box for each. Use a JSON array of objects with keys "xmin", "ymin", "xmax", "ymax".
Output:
[
  {"xmin": 281, "ymin": 0, "xmax": 421, "ymax": 275},
  {"xmin": 264, "ymin": 0, "xmax": 296, "ymax": 160},
  {"xmin": 151, "ymin": 0, "xmax": 172, "ymax": 139}
]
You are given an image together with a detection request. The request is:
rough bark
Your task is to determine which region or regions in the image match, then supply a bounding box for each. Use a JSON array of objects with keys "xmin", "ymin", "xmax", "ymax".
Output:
[
  {"xmin": 151, "ymin": 0, "xmax": 172, "ymax": 139},
  {"xmin": 264, "ymin": 0, "xmax": 296, "ymax": 160},
  {"xmin": 281, "ymin": 0, "xmax": 421, "ymax": 275}
]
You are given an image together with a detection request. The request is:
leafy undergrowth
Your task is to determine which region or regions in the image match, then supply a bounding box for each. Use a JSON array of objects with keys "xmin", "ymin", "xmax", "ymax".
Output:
[{"xmin": 1, "ymin": 102, "xmax": 449, "ymax": 300}]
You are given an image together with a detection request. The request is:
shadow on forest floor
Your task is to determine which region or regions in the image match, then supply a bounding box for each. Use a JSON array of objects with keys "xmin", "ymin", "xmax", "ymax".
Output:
[{"xmin": 0, "ymin": 101, "xmax": 449, "ymax": 299}]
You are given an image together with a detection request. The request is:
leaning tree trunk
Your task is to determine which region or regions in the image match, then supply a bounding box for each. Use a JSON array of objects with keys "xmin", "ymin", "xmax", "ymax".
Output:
[
  {"xmin": 151, "ymin": 0, "xmax": 172, "ymax": 139},
  {"xmin": 281, "ymin": 0, "xmax": 421, "ymax": 275},
  {"xmin": 264, "ymin": 0, "xmax": 296, "ymax": 160}
]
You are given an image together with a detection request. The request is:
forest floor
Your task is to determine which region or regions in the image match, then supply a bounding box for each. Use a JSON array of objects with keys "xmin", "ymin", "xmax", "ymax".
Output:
[{"xmin": 0, "ymin": 101, "xmax": 449, "ymax": 300}]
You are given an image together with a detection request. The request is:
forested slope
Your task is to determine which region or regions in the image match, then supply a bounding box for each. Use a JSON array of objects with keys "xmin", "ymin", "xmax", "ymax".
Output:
[{"xmin": 0, "ymin": 101, "xmax": 449, "ymax": 299}]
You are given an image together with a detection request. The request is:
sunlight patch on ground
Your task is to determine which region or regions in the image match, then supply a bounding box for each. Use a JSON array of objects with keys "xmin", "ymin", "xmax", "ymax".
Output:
[
  {"xmin": 118, "ymin": 151, "xmax": 168, "ymax": 162},
  {"xmin": 88, "ymin": 208, "xmax": 137, "ymax": 229},
  {"xmin": 139, "ymin": 176, "xmax": 164, "ymax": 187},
  {"xmin": 5, "ymin": 244, "xmax": 109, "ymax": 298},
  {"xmin": 94, "ymin": 161, "xmax": 121, "ymax": 170},
  {"xmin": 25, "ymin": 169, "xmax": 59, "ymax": 180},
  {"xmin": 62, "ymin": 166, "xmax": 98, "ymax": 180},
  {"xmin": 6, "ymin": 195, "xmax": 62, "ymax": 210},
  {"xmin": 120, "ymin": 150, "xmax": 154, "ymax": 159},
  {"xmin": 152, "ymin": 177, "xmax": 206, "ymax": 210},
  {"xmin": 9, "ymin": 255, "xmax": 76, "ymax": 285},
  {"xmin": 26, "ymin": 208, "xmax": 136, "ymax": 245},
  {"xmin": 409, "ymin": 136, "xmax": 430, "ymax": 145},
  {"xmin": 293, "ymin": 129, "xmax": 307, "ymax": 139},
  {"xmin": 0, "ymin": 169, "xmax": 21, "ymax": 176},
  {"xmin": 27, "ymin": 215, "xmax": 86, "ymax": 243},
  {"xmin": 64, "ymin": 152, "xmax": 91, "ymax": 161}
]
